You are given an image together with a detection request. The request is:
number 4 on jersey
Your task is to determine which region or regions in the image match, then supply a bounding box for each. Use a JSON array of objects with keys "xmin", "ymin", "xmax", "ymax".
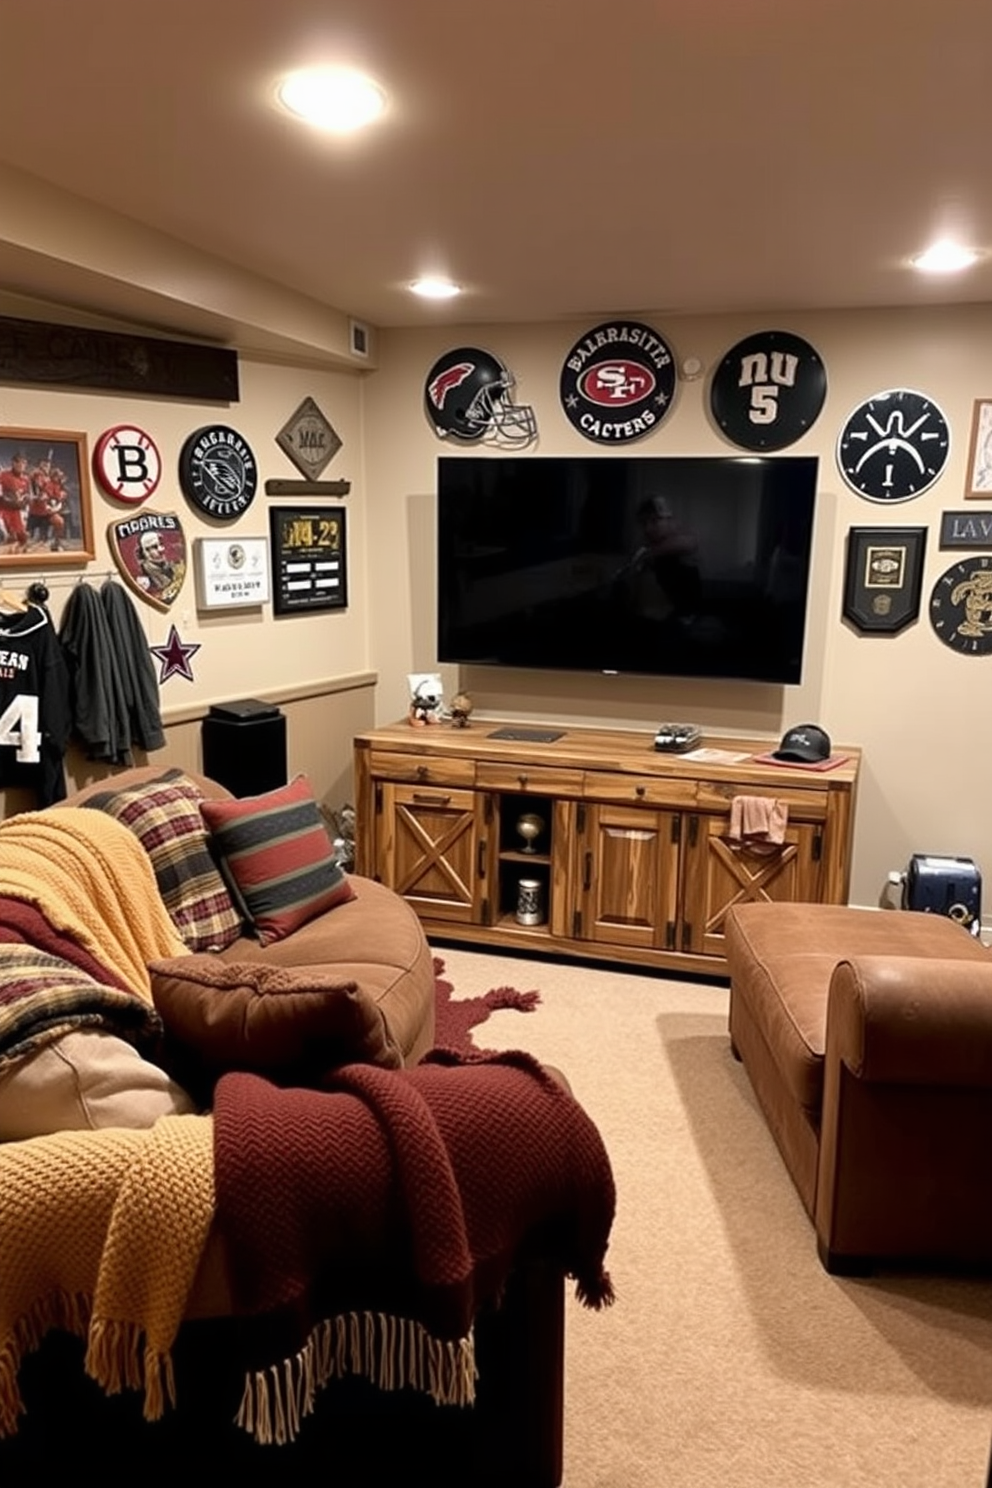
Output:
[{"xmin": 0, "ymin": 693, "xmax": 41, "ymax": 763}]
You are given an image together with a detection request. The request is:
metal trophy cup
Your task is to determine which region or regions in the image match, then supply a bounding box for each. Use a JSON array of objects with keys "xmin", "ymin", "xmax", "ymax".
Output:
[{"xmin": 515, "ymin": 812, "xmax": 544, "ymax": 853}]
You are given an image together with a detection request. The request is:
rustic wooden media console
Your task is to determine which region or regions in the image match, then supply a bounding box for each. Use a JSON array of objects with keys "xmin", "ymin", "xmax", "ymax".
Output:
[{"xmin": 353, "ymin": 721, "xmax": 861, "ymax": 978}]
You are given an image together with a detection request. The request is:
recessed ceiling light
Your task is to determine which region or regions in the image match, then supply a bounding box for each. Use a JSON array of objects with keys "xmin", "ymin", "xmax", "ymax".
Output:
[
  {"xmin": 410, "ymin": 277, "xmax": 461, "ymax": 300},
  {"xmin": 277, "ymin": 68, "xmax": 386, "ymax": 133},
  {"xmin": 911, "ymin": 239, "xmax": 979, "ymax": 274}
]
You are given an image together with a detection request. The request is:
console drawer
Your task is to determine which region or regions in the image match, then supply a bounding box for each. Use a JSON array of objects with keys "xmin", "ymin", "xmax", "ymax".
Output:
[{"xmin": 368, "ymin": 750, "xmax": 476, "ymax": 788}]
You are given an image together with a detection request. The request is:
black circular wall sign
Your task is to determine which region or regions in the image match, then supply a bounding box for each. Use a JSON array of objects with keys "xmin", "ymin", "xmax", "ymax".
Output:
[
  {"xmin": 559, "ymin": 319, "xmax": 676, "ymax": 444},
  {"xmin": 929, "ymin": 556, "xmax": 992, "ymax": 655},
  {"xmin": 179, "ymin": 424, "xmax": 258, "ymax": 520},
  {"xmin": 837, "ymin": 388, "xmax": 950, "ymax": 502},
  {"xmin": 710, "ymin": 330, "xmax": 826, "ymax": 450}
]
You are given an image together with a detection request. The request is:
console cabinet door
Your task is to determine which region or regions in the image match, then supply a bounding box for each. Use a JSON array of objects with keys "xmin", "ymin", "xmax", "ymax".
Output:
[
  {"xmin": 572, "ymin": 802, "xmax": 681, "ymax": 952},
  {"xmin": 679, "ymin": 811, "xmax": 824, "ymax": 957},
  {"xmin": 377, "ymin": 783, "xmax": 489, "ymax": 925}
]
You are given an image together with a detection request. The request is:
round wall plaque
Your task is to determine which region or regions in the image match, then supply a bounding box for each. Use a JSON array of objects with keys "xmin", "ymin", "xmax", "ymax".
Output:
[
  {"xmin": 559, "ymin": 319, "xmax": 676, "ymax": 445},
  {"xmin": 179, "ymin": 424, "xmax": 258, "ymax": 520},
  {"xmin": 929, "ymin": 555, "xmax": 992, "ymax": 654},
  {"xmin": 837, "ymin": 388, "xmax": 950, "ymax": 502},
  {"xmin": 710, "ymin": 330, "xmax": 826, "ymax": 450},
  {"xmin": 93, "ymin": 424, "xmax": 162, "ymax": 504}
]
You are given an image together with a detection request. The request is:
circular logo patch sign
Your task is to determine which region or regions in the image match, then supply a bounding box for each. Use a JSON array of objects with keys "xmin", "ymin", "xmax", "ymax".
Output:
[
  {"xmin": 930, "ymin": 556, "xmax": 992, "ymax": 655},
  {"xmin": 179, "ymin": 424, "xmax": 257, "ymax": 520},
  {"xmin": 710, "ymin": 330, "xmax": 826, "ymax": 450},
  {"xmin": 559, "ymin": 320, "xmax": 676, "ymax": 444},
  {"xmin": 93, "ymin": 424, "xmax": 162, "ymax": 504}
]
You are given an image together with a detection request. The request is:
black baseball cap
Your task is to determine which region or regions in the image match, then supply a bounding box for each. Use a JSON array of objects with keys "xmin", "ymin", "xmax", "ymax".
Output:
[{"xmin": 773, "ymin": 723, "xmax": 831, "ymax": 763}]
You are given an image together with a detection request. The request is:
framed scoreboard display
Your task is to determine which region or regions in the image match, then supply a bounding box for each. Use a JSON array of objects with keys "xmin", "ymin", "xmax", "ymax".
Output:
[{"xmin": 269, "ymin": 505, "xmax": 347, "ymax": 616}]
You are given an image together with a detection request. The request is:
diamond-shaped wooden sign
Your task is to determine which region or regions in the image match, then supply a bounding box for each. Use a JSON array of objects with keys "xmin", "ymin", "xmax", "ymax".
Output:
[{"xmin": 275, "ymin": 397, "xmax": 342, "ymax": 480}]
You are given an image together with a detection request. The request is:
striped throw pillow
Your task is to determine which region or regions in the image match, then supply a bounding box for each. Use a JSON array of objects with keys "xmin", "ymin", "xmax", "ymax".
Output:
[
  {"xmin": 199, "ymin": 775, "xmax": 355, "ymax": 947},
  {"xmin": 82, "ymin": 769, "xmax": 244, "ymax": 953}
]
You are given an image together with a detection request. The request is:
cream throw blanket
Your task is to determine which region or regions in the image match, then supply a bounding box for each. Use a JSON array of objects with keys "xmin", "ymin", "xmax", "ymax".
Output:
[
  {"xmin": 0, "ymin": 1114, "xmax": 215, "ymax": 1436},
  {"xmin": 0, "ymin": 808, "xmax": 188, "ymax": 999}
]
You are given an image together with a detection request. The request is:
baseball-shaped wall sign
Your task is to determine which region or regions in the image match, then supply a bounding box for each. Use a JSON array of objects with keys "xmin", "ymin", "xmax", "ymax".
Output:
[{"xmin": 92, "ymin": 424, "xmax": 162, "ymax": 504}]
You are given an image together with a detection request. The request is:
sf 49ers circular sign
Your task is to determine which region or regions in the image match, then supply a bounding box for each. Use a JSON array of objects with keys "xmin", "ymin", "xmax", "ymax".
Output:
[{"xmin": 559, "ymin": 319, "xmax": 676, "ymax": 444}]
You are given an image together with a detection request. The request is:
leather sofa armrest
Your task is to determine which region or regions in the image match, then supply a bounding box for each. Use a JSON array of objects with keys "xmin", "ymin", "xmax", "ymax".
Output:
[{"xmin": 827, "ymin": 955, "xmax": 992, "ymax": 1086}]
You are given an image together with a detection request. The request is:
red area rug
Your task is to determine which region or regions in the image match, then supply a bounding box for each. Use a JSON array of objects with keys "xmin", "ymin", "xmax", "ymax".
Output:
[{"xmin": 432, "ymin": 956, "xmax": 541, "ymax": 1054}]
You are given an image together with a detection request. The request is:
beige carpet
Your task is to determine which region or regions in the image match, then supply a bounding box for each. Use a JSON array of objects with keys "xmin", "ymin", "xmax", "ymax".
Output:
[{"xmin": 435, "ymin": 944, "xmax": 992, "ymax": 1488}]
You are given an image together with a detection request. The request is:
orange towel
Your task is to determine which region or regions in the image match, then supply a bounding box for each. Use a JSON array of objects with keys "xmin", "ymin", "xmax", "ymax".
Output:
[{"xmin": 728, "ymin": 795, "xmax": 788, "ymax": 852}]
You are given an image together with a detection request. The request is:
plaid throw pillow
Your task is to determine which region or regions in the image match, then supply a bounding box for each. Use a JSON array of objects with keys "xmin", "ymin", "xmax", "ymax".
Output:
[
  {"xmin": 82, "ymin": 769, "xmax": 244, "ymax": 953},
  {"xmin": 199, "ymin": 775, "xmax": 356, "ymax": 947}
]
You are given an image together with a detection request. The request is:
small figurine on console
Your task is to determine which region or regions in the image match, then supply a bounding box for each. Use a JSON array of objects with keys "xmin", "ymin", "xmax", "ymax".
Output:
[
  {"xmin": 407, "ymin": 672, "xmax": 444, "ymax": 727},
  {"xmin": 449, "ymin": 691, "xmax": 473, "ymax": 728}
]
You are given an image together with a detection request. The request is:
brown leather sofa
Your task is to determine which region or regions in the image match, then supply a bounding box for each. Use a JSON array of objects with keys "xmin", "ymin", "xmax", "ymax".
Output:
[
  {"xmin": 724, "ymin": 901, "xmax": 992, "ymax": 1274},
  {"xmin": 0, "ymin": 768, "xmax": 571, "ymax": 1485}
]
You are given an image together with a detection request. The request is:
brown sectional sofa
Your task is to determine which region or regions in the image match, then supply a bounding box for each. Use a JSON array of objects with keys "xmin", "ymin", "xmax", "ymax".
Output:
[
  {"xmin": 725, "ymin": 900, "xmax": 992, "ymax": 1273},
  {"xmin": 0, "ymin": 767, "xmax": 575, "ymax": 1485}
]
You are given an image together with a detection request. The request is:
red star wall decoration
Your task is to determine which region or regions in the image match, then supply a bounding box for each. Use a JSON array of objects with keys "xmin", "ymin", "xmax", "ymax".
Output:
[{"xmin": 150, "ymin": 624, "xmax": 201, "ymax": 683}]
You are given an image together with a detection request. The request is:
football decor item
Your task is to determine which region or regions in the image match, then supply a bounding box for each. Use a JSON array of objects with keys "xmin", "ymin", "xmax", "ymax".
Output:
[
  {"xmin": 842, "ymin": 526, "xmax": 926, "ymax": 635},
  {"xmin": 149, "ymin": 623, "xmax": 201, "ymax": 683},
  {"xmin": 92, "ymin": 424, "xmax": 162, "ymax": 504},
  {"xmin": 424, "ymin": 347, "xmax": 537, "ymax": 446},
  {"xmin": 275, "ymin": 396, "xmax": 342, "ymax": 480},
  {"xmin": 107, "ymin": 509, "xmax": 187, "ymax": 613},
  {"xmin": 178, "ymin": 424, "xmax": 258, "ymax": 520},
  {"xmin": 929, "ymin": 556, "xmax": 992, "ymax": 655},
  {"xmin": 837, "ymin": 389, "xmax": 950, "ymax": 503},
  {"xmin": 710, "ymin": 330, "xmax": 826, "ymax": 451},
  {"xmin": 559, "ymin": 319, "xmax": 676, "ymax": 445}
]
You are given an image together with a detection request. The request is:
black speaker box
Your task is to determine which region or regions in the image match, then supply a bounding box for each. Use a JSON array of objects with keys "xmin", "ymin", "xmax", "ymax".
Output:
[{"xmin": 202, "ymin": 699, "xmax": 287, "ymax": 798}]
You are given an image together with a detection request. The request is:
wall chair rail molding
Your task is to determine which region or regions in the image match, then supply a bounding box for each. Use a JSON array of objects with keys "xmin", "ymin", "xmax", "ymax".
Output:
[{"xmin": 0, "ymin": 314, "xmax": 238, "ymax": 401}]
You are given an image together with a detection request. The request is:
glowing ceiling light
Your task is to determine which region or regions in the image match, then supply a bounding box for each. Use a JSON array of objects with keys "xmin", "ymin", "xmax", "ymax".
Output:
[
  {"xmin": 410, "ymin": 277, "xmax": 461, "ymax": 300},
  {"xmin": 277, "ymin": 68, "xmax": 386, "ymax": 133},
  {"xmin": 911, "ymin": 239, "xmax": 979, "ymax": 274}
]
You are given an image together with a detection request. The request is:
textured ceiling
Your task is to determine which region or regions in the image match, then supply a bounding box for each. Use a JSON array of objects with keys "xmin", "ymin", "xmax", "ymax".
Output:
[{"xmin": 0, "ymin": 0, "xmax": 991, "ymax": 337}]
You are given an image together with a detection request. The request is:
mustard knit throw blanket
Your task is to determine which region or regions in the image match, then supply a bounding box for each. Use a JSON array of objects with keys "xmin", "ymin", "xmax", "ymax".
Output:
[
  {"xmin": 0, "ymin": 1114, "xmax": 215, "ymax": 1437},
  {"xmin": 0, "ymin": 808, "xmax": 188, "ymax": 998}
]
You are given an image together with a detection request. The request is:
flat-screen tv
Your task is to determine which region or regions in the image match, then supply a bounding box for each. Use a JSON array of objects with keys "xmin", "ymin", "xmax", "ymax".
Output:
[{"xmin": 436, "ymin": 454, "xmax": 819, "ymax": 684}]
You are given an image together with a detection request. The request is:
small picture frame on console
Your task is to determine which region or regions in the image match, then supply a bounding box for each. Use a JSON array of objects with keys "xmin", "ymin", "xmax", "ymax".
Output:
[{"xmin": 842, "ymin": 526, "xmax": 927, "ymax": 635}]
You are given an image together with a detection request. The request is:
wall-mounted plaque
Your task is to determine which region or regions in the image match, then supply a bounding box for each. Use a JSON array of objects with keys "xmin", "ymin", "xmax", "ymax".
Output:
[
  {"xmin": 193, "ymin": 537, "xmax": 270, "ymax": 610},
  {"xmin": 939, "ymin": 510, "xmax": 992, "ymax": 550},
  {"xmin": 842, "ymin": 526, "xmax": 926, "ymax": 634},
  {"xmin": 275, "ymin": 396, "xmax": 342, "ymax": 480},
  {"xmin": 269, "ymin": 505, "xmax": 347, "ymax": 616}
]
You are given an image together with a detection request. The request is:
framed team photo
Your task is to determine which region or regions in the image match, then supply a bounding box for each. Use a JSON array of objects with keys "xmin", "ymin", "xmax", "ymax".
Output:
[{"xmin": 0, "ymin": 428, "xmax": 94, "ymax": 566}]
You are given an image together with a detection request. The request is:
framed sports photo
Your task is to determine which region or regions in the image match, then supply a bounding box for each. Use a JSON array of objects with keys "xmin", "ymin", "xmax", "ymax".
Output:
[
  {"xmin": 842, "ymin": 526, "xmax": 927, "ymax": 634},
  {"xmin": 964, "ymin": 398, "xmax": 992, "ymax": 498},
  {"xmin": 0, "ymin": 427, "xmax": 94, "ymax": 566},
  {"xmin": 269, "ymin": 505, "xmax": 347, "ymax": 616}
]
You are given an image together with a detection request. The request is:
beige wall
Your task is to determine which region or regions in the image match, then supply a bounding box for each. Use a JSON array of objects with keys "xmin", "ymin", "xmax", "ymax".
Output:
[
  {"xmin": 364, "ymin": 306, "xmax": 992, "ymax": 924},
  {"xmin": 0, "ymin": 344, "xmax": 375, "ymax": 818},
  {"xmin": 1, "ymin": 297, "xmax": 989, "ymax": 926}
]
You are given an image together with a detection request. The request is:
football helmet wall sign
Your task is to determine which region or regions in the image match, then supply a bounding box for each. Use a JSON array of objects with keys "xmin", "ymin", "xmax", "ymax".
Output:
[{"xmin": 424, "ymin": 347, "xmax": 537, "ymax": 446}]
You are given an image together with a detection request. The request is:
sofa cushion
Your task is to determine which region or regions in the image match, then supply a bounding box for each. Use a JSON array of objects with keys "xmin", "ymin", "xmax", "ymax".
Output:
[
  {"xmin": 0, "ymin": 1029, "xmax": 196, "ymax": 1139},
  {"xmin": 81, "ymin": 767, "xmax": 243, "ymax": 953},
  {"xmin": 148, "ymin": 955, "xmax": 402, "ymax": 1098},
  {"xmin": 199, "ymin": 775, "xmax": 355, "ymax": 947}
]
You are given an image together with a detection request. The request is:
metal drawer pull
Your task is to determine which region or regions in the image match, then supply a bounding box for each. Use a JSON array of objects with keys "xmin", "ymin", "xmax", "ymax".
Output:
[{"xmin": 412, "ymin": 792, "xmax": 451, "ymax": 806}]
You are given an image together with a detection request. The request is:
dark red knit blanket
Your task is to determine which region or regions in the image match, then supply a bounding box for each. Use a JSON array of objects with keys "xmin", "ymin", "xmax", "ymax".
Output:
[{"xmin": 212, "ymin": 1050, "xmax": 615, "ymax": 1348}]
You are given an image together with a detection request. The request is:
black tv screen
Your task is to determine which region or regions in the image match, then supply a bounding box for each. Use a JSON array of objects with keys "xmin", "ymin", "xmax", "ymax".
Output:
[{"xmin": 436, "ymin": 454, "xmax": 819, "ymax": 684}]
